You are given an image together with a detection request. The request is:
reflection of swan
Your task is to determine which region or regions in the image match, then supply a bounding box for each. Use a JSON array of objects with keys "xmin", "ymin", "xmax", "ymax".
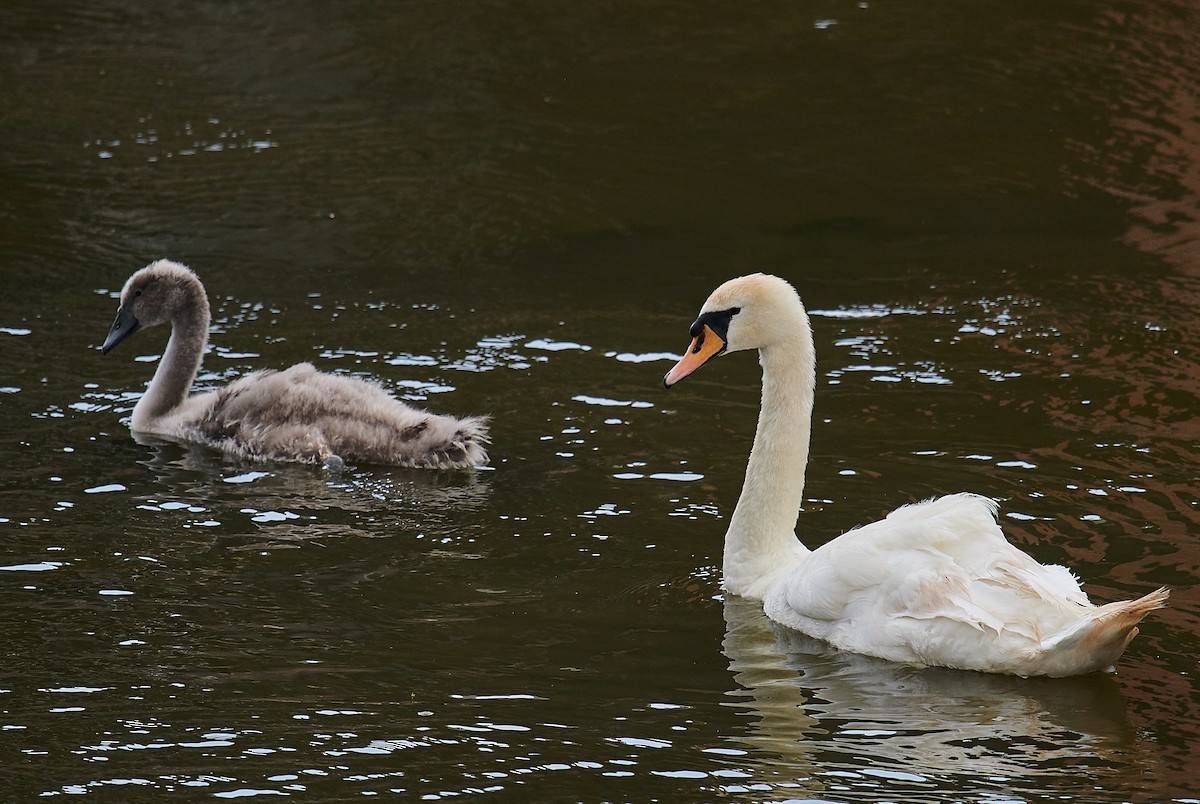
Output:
[
  {"xmin": 129, "ymin": 430, "xmax": 493, "ymax": 546},
  {"xmin": 665, "ymin": 274, "xmax": 1167, "ymax": 676},
  {"xmin": 719, "ymin": 595, "xmax": 1154, "ymax": 789},
  {"xmin": 720, "ymin": 596, "xmax": 822, "ymax": 761},
  {"xmin": 101, "ymin": 260, "xmax": 489, "ymax": 469},
  {"xmin": 132, "ymin": 429, "xmax": 493, "ymax": 510}
]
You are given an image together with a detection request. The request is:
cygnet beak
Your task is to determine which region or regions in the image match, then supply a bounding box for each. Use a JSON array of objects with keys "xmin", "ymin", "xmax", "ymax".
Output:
[{"xmin": 101, "ymin": 306, "xmax": 140, "ymax": 354}]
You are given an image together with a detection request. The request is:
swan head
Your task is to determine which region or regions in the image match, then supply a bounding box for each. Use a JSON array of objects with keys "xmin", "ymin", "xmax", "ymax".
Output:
[
  {"xmin": 663, "ymin": 273, "xmax": 804, "ymax": 387},
  {"xmin": 102, "ymin": 260, "xmax": 204, "ymax": 354}
]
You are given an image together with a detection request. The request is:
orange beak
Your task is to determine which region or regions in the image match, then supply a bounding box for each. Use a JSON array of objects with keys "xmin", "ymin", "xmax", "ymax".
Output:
[{"xmin": 663, "ymin": 324, "xmax": 726, "ymax": 388}]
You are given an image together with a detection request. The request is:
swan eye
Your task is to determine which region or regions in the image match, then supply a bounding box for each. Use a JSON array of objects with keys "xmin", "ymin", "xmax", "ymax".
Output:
[
  {"xmin": 689, "ymin": 307, "xmax": 740, "ymax": 339},
  {"xmin": 691, "ymin": 306, "xmax": 741, "ymax": 343}
]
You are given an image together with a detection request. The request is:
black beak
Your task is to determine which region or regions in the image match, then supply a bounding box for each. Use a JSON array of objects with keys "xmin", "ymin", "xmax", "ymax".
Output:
[{"xmin": 101, "ymin": 306, "xmax": 140, "ymax": 354}]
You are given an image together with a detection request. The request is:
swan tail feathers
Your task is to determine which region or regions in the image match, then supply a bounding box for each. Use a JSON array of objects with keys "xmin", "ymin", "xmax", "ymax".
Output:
[{"xmin": 1038, "ymin": 587, "xmax": 1169, "ymax": 676}]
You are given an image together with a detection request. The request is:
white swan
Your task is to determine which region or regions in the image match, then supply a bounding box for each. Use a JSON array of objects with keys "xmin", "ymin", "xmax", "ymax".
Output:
[
  {"xmin": 101, "ymin": 259, "xmax": 489, "ymax": 469},
  {"xmin": 663, "ymin": 273, "xmax": 1167, "ymax": 677}
]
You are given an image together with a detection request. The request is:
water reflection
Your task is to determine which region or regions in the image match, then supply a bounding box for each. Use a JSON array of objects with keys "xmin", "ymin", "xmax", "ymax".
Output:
[
  {"xmin": 1059, "ymin": 3, "xmax": 1200, "ymax": 269},
  {"xmin": 124, "ymin": 431, "xmax": 492, "ymax": 546},
  {"xmin": 720, "ymin": 596, "xmax": 1155, "ymax": 798}
]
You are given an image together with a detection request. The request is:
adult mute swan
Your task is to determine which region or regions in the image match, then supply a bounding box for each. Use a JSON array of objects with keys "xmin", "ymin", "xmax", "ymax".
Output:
[
  {"xmin": 101, "ymin": 259, "xmax": 489, "ymax": 469},
  {"xmin": 663, "ymin": 273, "xmax": 1167, "ymax": 677}
]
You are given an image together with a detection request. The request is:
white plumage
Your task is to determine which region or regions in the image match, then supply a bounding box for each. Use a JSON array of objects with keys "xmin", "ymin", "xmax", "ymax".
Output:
[
  {"xmin": 664, "ymin": 273, "xmax": 1166, "ymax": 677},
  {"xmin": 101, "ymin": 259, "xmax": 489, "ymax": 469}
]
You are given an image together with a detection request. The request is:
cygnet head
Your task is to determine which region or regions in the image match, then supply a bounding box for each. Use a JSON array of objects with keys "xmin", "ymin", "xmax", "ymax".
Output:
[
  {"xmin": 101, "ymin": 260, "xmax": 206, "ymax": 354},
  {"xmin": 663, "ymin": 273, "xmax": 805, "ymax": 388}
]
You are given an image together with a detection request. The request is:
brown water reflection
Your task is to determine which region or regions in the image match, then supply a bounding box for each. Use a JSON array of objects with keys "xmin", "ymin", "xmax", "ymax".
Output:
[{"xmin": 1060, "ymin": 4, "xmax": 1200, "ymax": 268}]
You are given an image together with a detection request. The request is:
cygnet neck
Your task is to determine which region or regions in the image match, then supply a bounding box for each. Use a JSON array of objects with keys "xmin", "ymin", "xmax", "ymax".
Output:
[
  {"xmin": 722, "ymin": 319, "xmax": 816, "ymax": 598},
  {"xmin": 130, "ymin": 281, "xmax": 210, "ymax": 431}
]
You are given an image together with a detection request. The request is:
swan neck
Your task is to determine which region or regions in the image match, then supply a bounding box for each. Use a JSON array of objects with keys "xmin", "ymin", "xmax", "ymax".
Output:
[
  {"xmin": 723, "ymin": 328, "xmax": 816, "ymax": 598},
  {"xmin": 131, "ymin": 287, "xmax": 209, "ymax": 430}
]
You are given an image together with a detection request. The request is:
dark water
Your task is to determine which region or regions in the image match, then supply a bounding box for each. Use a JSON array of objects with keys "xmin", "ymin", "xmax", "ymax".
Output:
[{"xmin": 2, "ymin": 1, "xmax": 1199, "ymax": 800}]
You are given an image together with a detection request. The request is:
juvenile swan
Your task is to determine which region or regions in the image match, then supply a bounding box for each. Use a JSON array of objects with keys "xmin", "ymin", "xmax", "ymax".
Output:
[
  {"xmin": 101, "ymin": 259, "xmax": 489, "ymax": 469},
  {"xmin": 664, "ymin": 273, "xmax": 1167, "ymax": 677}
]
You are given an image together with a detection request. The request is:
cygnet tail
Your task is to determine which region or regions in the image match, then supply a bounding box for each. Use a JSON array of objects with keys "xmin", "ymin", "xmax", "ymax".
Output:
[
  {"xmin": 396, "ymin": 413, "xmax": 490, "ymax": 470},
  {"xmin": 1040, "ymin": 587, "xmax": 1169, "ymax": 676},
  {"xmin": 444, "ymin": 414, "xmax": 490, "ymax": 469}
]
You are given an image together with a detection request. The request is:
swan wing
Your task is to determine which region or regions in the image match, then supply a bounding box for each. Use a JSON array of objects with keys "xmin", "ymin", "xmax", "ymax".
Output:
[{"xmin": 764, "ymin": 493, "xmax": 1092, "ymax": 669}]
